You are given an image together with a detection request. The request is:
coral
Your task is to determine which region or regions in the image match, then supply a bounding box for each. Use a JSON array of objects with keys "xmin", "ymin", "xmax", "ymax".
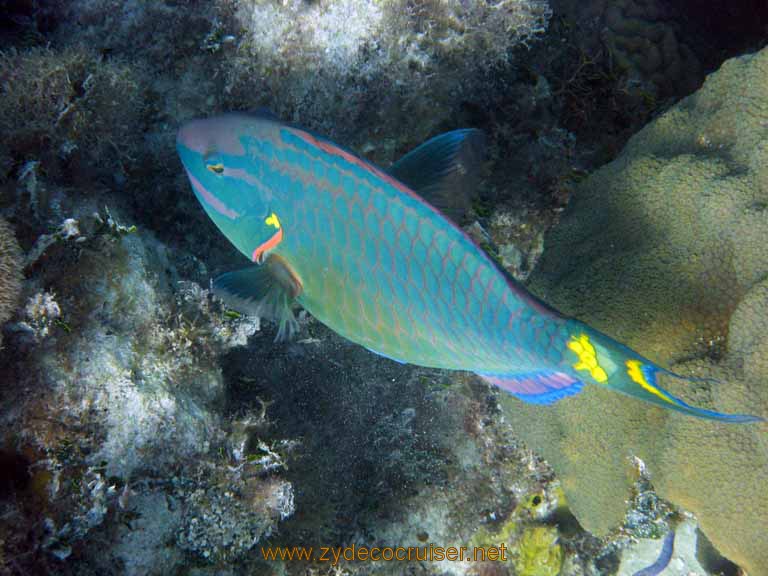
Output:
[
  {"xmin": 17, "ymin": 291, "xmax": 61, "ymax": 342},
  {"xmin": 224, "ymin": 0, "xmax": 552, "ymax": 150},
  {"xmin": 505, "ymin": 46, "xmax": 768, "ymax": 574},
  {"xmin": 540, "ymin": 1, "xmax": 704, "ymax": 159},
  {"xmin": 0, "ymin": 217, "xmax": 22, "ymax": 348},
  {"xmin": 0, "ymin": 46, "xmax": 145, "ymax": 184},
  {"xmin": 176, "ymin": 461, "xmax": 294, "ymax": 562},
  {"xmin": 234, "ymin": 0, "xmax": 552, "ymax": 76},
  {"xmin": 600, "ymin": 0, "xmax": 702, "ymax": 97}
]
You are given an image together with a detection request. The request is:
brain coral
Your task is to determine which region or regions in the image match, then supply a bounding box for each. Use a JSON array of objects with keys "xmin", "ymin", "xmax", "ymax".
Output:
[
  {"xmin": 600, "ymin": 0, "xmax": 702, "ymax": 96},
  {"xmin": 504, "ymin": 47, "xmax": 768, "ymax": 574},
  {"xmin": 0, "ymin": 217, "xmax": 23, "ymax": 347}
]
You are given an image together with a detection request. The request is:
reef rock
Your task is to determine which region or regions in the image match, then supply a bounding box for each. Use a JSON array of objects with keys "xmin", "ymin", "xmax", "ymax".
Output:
[
  {"xmin": 505, "ymin": 46, "xmax": 768, "ymax": 574},
  {"xmin": 618, "ymin": 520, "xmax": 708, "ymax": 576},
  {"xmin": 227, "ymin": 0, "xmax": 552, "ymax": 147},
  {"xmin": 0, "ymin": 202, "xmax": 291, "ymax": 573}
]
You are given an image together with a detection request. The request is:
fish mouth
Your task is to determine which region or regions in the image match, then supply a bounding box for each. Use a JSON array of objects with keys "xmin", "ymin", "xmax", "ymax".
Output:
[{"xmin": 252, "ymin": 227, "xmax": 284, "ymax": 264}]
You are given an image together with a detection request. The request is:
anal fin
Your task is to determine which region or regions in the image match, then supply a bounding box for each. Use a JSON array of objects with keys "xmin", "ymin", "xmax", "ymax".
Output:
[
  {"xmin": 477, "ymin": 370, "xmax": 584, "ymax": 405},
  {"xmin": 213, "ymin": 254, "xmax": 302, "ymax": 341}
]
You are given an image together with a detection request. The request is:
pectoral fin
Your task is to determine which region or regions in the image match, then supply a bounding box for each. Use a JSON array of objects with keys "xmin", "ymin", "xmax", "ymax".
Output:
[{"xmin": 213, "ymin": 254, "xmax": 303, "ymax": 341}]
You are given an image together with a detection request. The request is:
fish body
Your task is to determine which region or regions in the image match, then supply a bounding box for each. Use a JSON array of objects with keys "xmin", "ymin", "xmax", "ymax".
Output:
[{"xmin": 177, "ymin": 112, "xmax": 762, "ymax": 423}]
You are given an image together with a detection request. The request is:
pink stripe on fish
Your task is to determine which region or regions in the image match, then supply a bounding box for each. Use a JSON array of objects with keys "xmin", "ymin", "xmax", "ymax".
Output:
[
  {"xmin": 226, "ymin": 168, "xmax": 273, "ymax": 200},
  {"xmin": 480, "ymin": 371, "xmax": 580, "ymax": 395},
  {"xmin": 287, "ymin": 127, "xmax": 559, "ymax": 318},
  {"xmin": 186, "ymin": 169, "xmax": 240, "ymax": 220},
  {"xmin": 252, "ymin": 228, "xmax": 283, "ymax": 263},
  {"xmin": 286, "ymin": 128, "xmax": 418, "ymax": 200}
]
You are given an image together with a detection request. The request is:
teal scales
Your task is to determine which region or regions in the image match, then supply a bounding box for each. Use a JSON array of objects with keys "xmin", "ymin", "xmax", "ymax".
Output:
[{"xmin": 177, "ymin": 112, "xmax": 762, "ymax": 423}]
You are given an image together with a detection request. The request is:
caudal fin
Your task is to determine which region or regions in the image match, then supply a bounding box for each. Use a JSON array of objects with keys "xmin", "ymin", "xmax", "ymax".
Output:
[{"xmin": 566, "ymin": 321, "xmax": 764, "ymax": 423}]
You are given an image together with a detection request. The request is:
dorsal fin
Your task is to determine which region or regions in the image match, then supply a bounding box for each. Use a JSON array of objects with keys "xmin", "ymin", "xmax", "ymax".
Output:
[{"xmin": 389, "ymin": 129, "xmax": 486, "ymax": 222}]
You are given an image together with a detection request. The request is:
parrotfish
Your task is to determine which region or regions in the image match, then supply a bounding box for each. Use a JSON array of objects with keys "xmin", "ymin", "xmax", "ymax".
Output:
[
  {"xmin": 177, "ymin": 112, "xmax": 762, "ymax": 423},
  {"xmin": 633, "ymin": 529, "xmax": 675, "ymax": 576}
]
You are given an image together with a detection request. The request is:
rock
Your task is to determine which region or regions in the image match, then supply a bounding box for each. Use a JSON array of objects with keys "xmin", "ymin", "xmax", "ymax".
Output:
[
  {"xmin": 0, "ymin": 202, "xmax": 289, "ymax": 572},
  {"xmin": 618, "ymin": 520, "xmax": 706, "ymax": 576}
]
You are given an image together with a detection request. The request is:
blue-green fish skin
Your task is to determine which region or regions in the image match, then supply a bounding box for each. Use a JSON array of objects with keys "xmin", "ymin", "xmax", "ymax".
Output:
[{"xmin": 176, "ymin": 112, "xmax": 763, "ymax": 424}]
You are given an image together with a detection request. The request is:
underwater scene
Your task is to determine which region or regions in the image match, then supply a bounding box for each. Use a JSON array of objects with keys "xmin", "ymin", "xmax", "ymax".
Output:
[{"xmin": 0, "ymin": 0, "xmax": 767, "ymax": 575}]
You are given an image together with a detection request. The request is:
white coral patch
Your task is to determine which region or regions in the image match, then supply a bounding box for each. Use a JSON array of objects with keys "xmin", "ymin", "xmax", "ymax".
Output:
[{"xmin": 237, "ymin": 0, "xmax": 383, "ymax": 72}]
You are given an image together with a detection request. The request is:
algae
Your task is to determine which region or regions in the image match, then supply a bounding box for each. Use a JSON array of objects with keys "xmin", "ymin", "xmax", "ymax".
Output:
[
  {"xmin": 515, "ymin": 526, "xmax": 563, "ymax": 576},
  {"xmin": 0, "ymin": 46, "xmax": 145, "ymax": 185},
  {"xmin": 469, "ymin": 518, "xmax": 518, "ymax": 550}
]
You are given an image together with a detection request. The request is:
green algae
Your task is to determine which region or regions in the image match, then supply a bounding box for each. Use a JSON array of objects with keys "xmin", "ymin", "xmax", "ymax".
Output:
[
  {"xmin": 468, "ymin": 484, "xmax": 572, "ymax": 575},
  {"xmin": 468, "ymin": 519, "xmax": 564, "ymax": 576},
  {"xmin": 469, "ymin": 518, "xmax": 518, "ymax": 550},
  {"xmin": 515, "ymin": 526, "xmax": 563, "ymax": 576}
]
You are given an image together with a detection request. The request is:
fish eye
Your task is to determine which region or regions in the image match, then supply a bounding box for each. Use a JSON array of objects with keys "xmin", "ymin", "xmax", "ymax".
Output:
[{"xmin": 206, "ymin": 162, "xmax": 224, "ymax": 175}]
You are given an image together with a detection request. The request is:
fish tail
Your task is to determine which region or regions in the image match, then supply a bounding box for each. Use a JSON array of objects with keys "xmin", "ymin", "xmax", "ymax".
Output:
[{"xmin": 565, "ymin": 320, "xmax": 764, "ymax": 423}]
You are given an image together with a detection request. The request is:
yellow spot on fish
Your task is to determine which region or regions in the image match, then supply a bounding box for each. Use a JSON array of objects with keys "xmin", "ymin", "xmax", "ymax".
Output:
[
  {"xmin": 265, "ymin": 212, "xmax": 281, "ymax": 229},
  {"xmin": 567, "ymin": 334, "xmax": 608, "ymax": 383},
  {"xmin": 626, "ymin": 360, "xmax": 673, "ymax": 403},
  {"xmin": 206, "ymin": 162, "xmax": 224, "ymax": 174}
]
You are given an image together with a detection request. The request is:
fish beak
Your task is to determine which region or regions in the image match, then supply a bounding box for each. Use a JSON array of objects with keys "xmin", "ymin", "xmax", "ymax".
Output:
[
  {"xmin": 176, "ymin": 123, "xmax": 193, "ymax": 149},
  {"xmin": 176, "ymin": 120, "xmax": 209, "ymax": 154}
]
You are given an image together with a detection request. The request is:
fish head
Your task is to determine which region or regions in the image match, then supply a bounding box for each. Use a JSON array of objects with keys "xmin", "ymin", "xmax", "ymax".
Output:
[{"xmin": 176, "ymin": 113, "xmax": 284, "ymax": 263}]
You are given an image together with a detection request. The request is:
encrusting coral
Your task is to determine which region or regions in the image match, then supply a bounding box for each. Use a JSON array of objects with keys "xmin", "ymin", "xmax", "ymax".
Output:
[
  {"xmin": 505, "ymin": 46, "xmax": 768, "ymax": 575},
  {"xmin": 0, "ymin": 217, "xmax": 22, "ymax": 348}
]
